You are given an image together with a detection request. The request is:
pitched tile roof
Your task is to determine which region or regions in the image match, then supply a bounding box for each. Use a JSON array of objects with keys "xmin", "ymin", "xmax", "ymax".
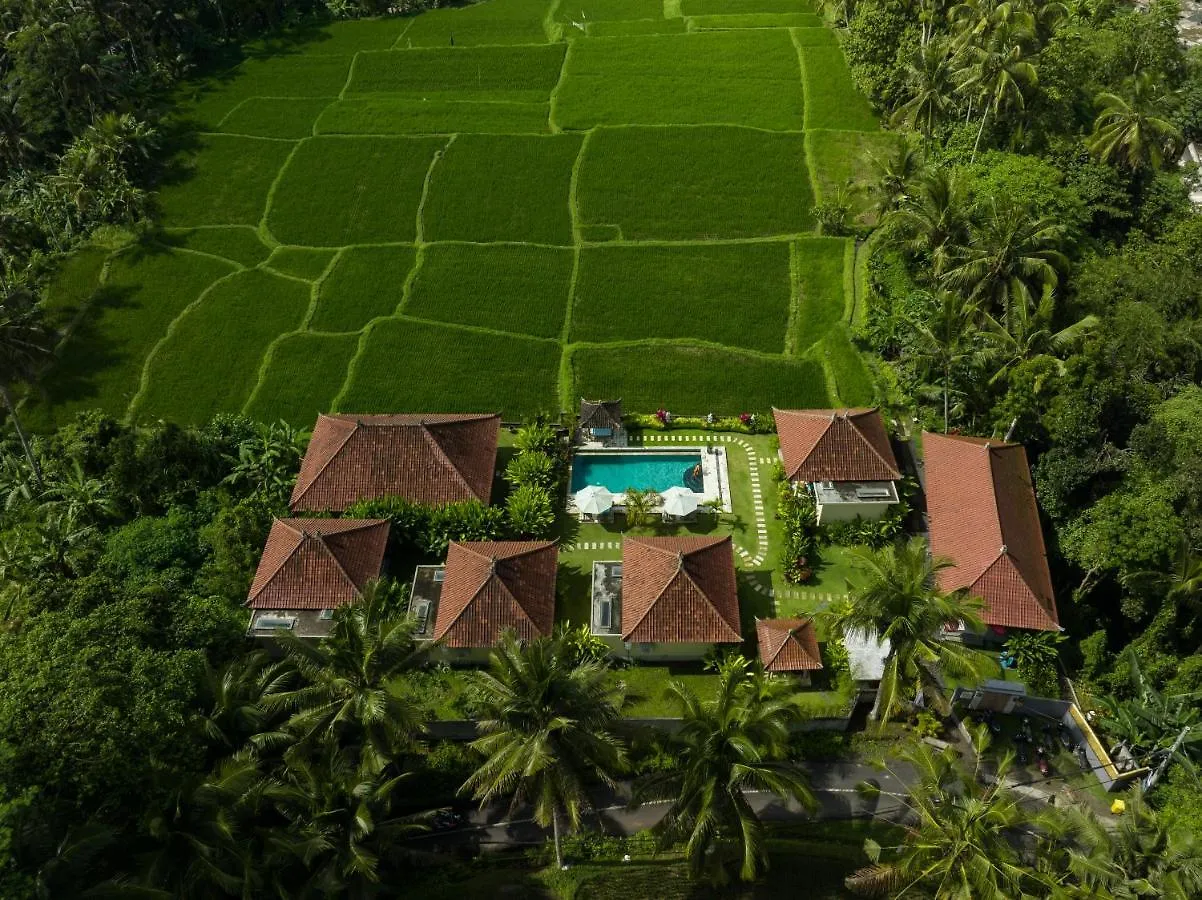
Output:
[
  {"xmin": 621, "ymin": 536, "xmax": 741, "ymax": 644},
  {"xmin": 580, "ymin": 398, "xmax": 622, "ymax": 430},
  {"xmin": 290, "ymin": 413, "xmax": 500, "ymax": 512},
  {"xmin": 923, "ymin": 432, "xmax": 1059, "ymax": 631},
  {"xmin": 247, "ymin": 518, "xmax": 389, "ymax": 611},
  {"xmin": 756, "ymin": 617, "xmax": 824, "ymax": 672},
  {"xmin": 432, "ymin": 541, "xmax": 558, "ymax": 648},
  {"xmin": 773, "ymin": 408, "xmax": 901, "ymax": 483}
]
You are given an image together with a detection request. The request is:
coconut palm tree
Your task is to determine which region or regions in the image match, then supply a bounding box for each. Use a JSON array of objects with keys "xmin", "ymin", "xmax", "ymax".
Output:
[
  {"xmin": 267, "ymin": 579, "xmax": 428, "ymax": 777},
  {"xmin": 979, "ymin": 299, "xmax": 1098, "ymax": 387},
  {"xmin": 862, "ymin": 141, "xmax": 926, "ymax": 222},
  {"xmin": 846, "ymin": 739, "xmax": 1049, "ymax": 898},
  {"xmin": 196, "ymin": 649, "xmax": 294, "ymax": 754},
  {"xmin": 1088, "ymin": 72, "xmax": 1184, "ymax": 172},
  {"xmin": 0, "ymin": 282, "xmax": 53, "ymax": 486},
  {"xmin": 884, "ymin": 169, "xmax": 971, "ymax": 278},
  {"xmin": 941, "ymin": 200, "xmax": 1067, "ymax": 333},
  {"xmin": 264, "ymin": 747, "xmax": 430, "ymax": 898},
  {"xmin": 1054, "ymin": 786, "xmax": 1202, "ymax": 898},
  {"xmin": 461, "ymin": 629, "xmax": 626, "ymax": 870},
  {"xmin": 954, "ymin": 22, "xmax": 1039, "ymax": 160},
  {"xmin": 826, "ymin": 538, "xmax": 985, "ymax": 723},
  {"xmin": 891, "ymin": 43, "xmax": 958, "ymax": 135},
  {"xmin": 912, "ymin": 290, "xmax": 985, "ymax": 432},
  {"xmin": 636, "ymin": 656, "xmax": 817, "ymax": 883}
]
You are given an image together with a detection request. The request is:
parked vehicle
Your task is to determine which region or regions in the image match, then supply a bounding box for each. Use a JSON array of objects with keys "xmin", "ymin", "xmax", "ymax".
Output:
[{"xmin": 1059, "ymin": 723, "xmax": 1074, "ymax": 749}]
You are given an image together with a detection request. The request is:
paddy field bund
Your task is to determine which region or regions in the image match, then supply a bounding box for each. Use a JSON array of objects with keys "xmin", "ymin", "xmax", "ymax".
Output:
[{"xmin": 32, "ymin": 0, "xmax": 899, "ymax": 429}]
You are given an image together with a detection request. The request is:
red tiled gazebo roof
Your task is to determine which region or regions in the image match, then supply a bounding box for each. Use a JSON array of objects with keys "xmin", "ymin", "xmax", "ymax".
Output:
[
  {"xmin": 432, "ymin": 541, "xmax": 558, "ymax": 648},
  {"xmin": 756, "ymin": 617, "xmax": 824, "ymax": 672},
  {"xmin": 923, "ymin": 432, "xmax": 1059, "ymax": 631},
  {"xmin": 620, "ymin": 536, "xmax": 741, "ymax": 644},
  {"xmin": 773, "ymin": 408, "xmax": 900, "ymax": 483},
  {"xmin": 290, "ymin": 413, "xmax": 500, "ymax": 512},
  {"xmin": 247, "ymin": 518, "xmax": 389, "ymax": 611}
]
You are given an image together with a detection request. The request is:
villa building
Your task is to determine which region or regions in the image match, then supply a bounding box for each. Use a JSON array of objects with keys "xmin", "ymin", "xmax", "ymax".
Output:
[
  {"xmin": 410, "ymin": 540, "xmax": 558, "ymax": 663},
  {"xmin": 591, "ymin": 535, "xmax": 742, "ymax": 661},
  {"xmin": 290, "ymin": 412, "xmax": 500, "ymax": 513},
  {"xmin": 923, "ymin": 432, "xmax": 1060, "ymax": 635},
  {"xmin": 773, "ymin": 408, "xmax": 902, "ymax": 524},
  {"xmin": 756, "ymin": 617, "xmax": 824, "ymax": 686},
  {"xmin": 245, "ymin": 518, "xmax": 390, "ymax": 639}
]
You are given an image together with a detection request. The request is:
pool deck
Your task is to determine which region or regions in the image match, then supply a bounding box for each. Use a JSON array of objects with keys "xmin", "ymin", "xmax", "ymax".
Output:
[{"xmin": 567, "ymin": 445, "xmax": 732, "ymax": 513}]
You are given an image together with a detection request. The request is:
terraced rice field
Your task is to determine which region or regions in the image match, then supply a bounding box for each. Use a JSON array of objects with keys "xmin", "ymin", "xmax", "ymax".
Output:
[{"xmin": 31, "ymin": 0, "xmax": 889, "ymax": 428}]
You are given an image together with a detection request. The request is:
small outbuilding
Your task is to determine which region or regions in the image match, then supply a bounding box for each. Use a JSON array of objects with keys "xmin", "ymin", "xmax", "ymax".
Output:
[
  {"xmin": 579, "ymin": 398, "xmax": 625, "ymax": 446},
  {"xmin": 756, "ymin": 617, "xmax": 823, "ymax": 686}
]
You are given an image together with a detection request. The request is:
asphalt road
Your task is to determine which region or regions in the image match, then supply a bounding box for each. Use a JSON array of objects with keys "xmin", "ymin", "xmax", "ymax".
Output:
[{"xmin": 408, "ymin": 759, "xmax": 916, "ymax": 851}]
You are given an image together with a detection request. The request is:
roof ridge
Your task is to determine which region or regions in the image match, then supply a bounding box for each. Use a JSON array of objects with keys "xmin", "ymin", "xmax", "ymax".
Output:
[
  {"xmin": 311, "ymin": 531, "xmax": 364, "ymax": 600},
  {"xmin": 440, "ymin": 564, "xmax": 537, "ymax": 642},
  {"xmin": 843, "ymin": 414, "xmax": 902, "ymax": 479},
  {"xmin": 420, "ymin": 421, "xmax": 478, "ymax": 499},
  {"xmin": 973, "ymin": 551, "xmax": 1058, "ymax": 629},
  {"xmin": 247, "ymin": 524, "xmax": 308, "ymax": 606},
  {"xmin": 671, "ymin": 561, "xmax": 741, "ymax": 641},
  {"xmin": 293, "ymin": 416, "xmax": 358, "ymax": 508}
]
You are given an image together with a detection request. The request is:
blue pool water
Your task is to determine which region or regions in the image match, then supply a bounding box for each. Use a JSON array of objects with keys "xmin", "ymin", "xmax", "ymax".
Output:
[{"xmin": 570, "ymin": 451, "xmax": 703, "ymax": 494}]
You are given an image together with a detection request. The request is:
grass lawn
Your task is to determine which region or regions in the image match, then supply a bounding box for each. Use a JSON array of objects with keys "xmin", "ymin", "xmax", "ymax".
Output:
[
  {"xmin": 311, "ymin": 245, "xmax": 415, "ymax": 331},
  {"xmin": 162, "ymin": 226, "xmax": 272, "ymax": 268},
  {"xmin": 337, "ymin": 317, "xmax": 562, "ymax": 418},
  {"xmin": 156, "ymin": 134, "xmax": 296, "ymax": 227},
  {"xmin": 576, "ymin": 126, "xmax": 814, "ymax": 240},
  {"xmin": 316, "ymin": 97, "xmax": 552, "ymax": 135},
  {"xmin": 267, "ymin": 136, "xmax": 445, "ymax": 246},
  {"xmin": 554, "ymin": 30, "xmax": 805, "ymax": 130},
  {"xmin": 33, "ymin": 0, "xmax": 883, "ymax": 430},
  {"xmin": 407, "ymin": 243, "xmax": 573, "ymax": 338},
  {"xmin": 569, "ymin": 343, "xmax": 832, "ymax": 412},
  {"xmin": 423, "ymin": 133, "xmax": 582, "ymax": 244},
  {"xmin": 244, "ymin": 332, "xmax": 360, "ymax": 425},
  {"xmin": 570, "ymin": 243, "xmax": 792, "ymax": 353},
  {"xmin": 615, "ymin": 666, "xmax": 721, "ymax": 717},
  {"xmin": 799, "ymin": 43, "xmax": 879, "ymax": 132},
  {"xmin": 131, "ymin": 268, "xmax": 311, "ymax": 424}
]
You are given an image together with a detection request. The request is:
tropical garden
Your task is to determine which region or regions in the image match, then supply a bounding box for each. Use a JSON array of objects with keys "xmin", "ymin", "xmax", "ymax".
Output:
[{"xmin": 1, "ymin": 0, "xmax": 1202, "ymax": 895}]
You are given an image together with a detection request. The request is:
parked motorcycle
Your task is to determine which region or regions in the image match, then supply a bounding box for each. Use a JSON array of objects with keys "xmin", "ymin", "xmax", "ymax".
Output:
[
  {"xmin": 1059, "ymin": 723, "xmax": 1074, "ymax": 749},
  {"xmin": 1035, "ymin": 746, "xmax": 1052, "ymax": 777},
  {"xmin": 1015, "ymin": 736, "xmax": 1030, "ymax": 765},
  {"xmin": 1075, "ymin": 743, "xmax": 1090, "ymax": 771}
]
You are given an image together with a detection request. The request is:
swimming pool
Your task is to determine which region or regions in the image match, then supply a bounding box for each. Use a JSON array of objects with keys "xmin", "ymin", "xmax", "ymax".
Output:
[{"xmin": 570, "ymin": 451, "xmax": 703, "ymax": 494}]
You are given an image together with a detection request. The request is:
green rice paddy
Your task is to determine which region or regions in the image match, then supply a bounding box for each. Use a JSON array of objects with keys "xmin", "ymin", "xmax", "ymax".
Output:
[{"xmin": 32, "ymin": 0, "xmax": 882, "ymax": 428}]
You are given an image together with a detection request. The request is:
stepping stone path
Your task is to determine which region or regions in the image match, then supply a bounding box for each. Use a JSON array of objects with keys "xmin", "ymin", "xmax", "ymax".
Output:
[
  {"xmin": 636, "ymin": 432, "xmax": 770, "ymax": 568},
  {"xmin": 561, "ymin": 540, "xmax": 622, "ymax": 552}
]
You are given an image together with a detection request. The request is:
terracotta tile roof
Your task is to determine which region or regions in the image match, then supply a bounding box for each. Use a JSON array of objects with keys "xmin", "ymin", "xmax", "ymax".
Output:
[
  {"xmin": 579, "ymin": 398, "xmax": 622, "ymax": 429},
  {"xmin": 290, "ymin": 413, "xmax": 500, "ymax": 512},
  {"xmin": 923, "ymin": 432, "xmax": 1059, "ymax": 631},
  {"xmin": 432, "ymin": 541, "xmax": 558, "ymax": 648},
  {"xmin": 621, "ymin": 536, "xmax": 741, "ymax": 644},
  {"xmin": 247, "ymin": 518, "xmax": 389, "ymax": 611},
  {"xmin": 756, "ymin": 617, "xmax": 824, "ymax": 672},
  {"xmin": 773, "ymin": 408, "xmax": 901, "ymax": 483}
]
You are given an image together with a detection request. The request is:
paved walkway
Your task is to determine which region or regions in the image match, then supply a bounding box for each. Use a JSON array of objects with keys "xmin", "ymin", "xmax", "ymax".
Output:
[
  {"xmin": 641, "ymin": 432, "xmax": 772, "ymax": 569},
  {"xmin": 406, "ymin": 759, "xmax": 917, "ymax": 851}
]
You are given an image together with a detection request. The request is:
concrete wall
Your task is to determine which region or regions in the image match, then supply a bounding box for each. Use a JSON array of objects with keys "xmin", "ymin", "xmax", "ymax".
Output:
[
  {"xmin": 613, "ymin": 641, "xmax": 717, "ymax": 662},
  {"xmin": 429, "ymin": 646, "xmax": 492, "ymax": 666},
  {"xmin": 816, "ymin": 499, "xmax": 894, "ymax": 524}
]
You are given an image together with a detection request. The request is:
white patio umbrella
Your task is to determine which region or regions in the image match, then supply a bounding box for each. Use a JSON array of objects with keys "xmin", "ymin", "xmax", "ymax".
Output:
[
  {"xmin": 661, "ymin": 485, "xmax": 699, "ymax": 517},
  {"xmin": 575, "ymin": 484, "xmax": 614, "ymax": 515}
]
